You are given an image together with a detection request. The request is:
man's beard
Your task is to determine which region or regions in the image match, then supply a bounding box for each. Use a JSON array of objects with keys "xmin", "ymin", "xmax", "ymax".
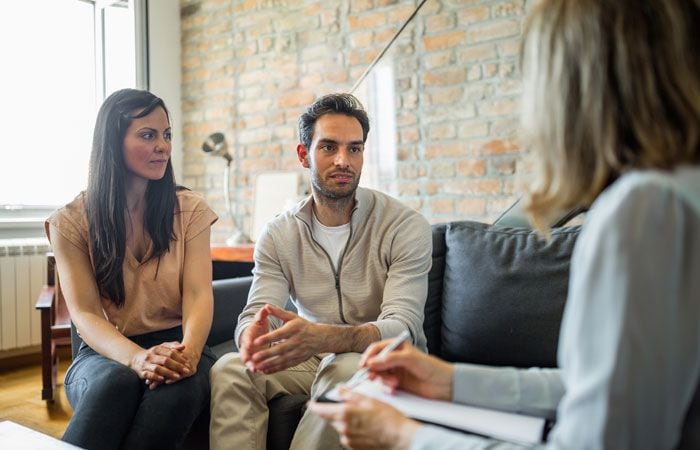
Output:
[{"xmin": 310, "ymin": 170, "xmax": 360, "ymax": 202}]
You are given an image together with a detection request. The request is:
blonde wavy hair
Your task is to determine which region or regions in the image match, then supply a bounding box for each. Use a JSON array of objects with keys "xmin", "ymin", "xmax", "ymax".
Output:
[{"xmin": 521, "ymin": 0, "xmax": 700, "ymax": 230}]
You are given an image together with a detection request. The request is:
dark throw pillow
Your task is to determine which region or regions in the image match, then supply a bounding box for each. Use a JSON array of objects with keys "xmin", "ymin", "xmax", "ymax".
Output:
[{"xmin": 439, "ymin": 221, "xmax": 580, "ymax": 368}]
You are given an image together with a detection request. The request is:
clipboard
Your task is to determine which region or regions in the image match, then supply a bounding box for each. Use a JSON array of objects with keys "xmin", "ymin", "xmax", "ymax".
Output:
[{"xmin": 319, "ymin": 379, "xmax": 550, "ymax": 446}]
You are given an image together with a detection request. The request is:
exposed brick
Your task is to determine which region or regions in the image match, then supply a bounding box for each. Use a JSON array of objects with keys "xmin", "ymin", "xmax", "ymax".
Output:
[
  {"xmin": 443, "ymin": 178, "xmax": 502, "ymax": 195},
  {"xmin": 457, "ymin": 159, "xmax": 487, "ymax": 176},
  {"xmin": 424, "ymin": 50, "xmax": 454, "ymax": 69},
  {"xmin": 492, "ymin": 0, "xmax": 525, "ymax": 18},
  {"xmin": 350, "ymin": 31, "xmax": 374, "ymax": 48},
  {"xmin": 467, "ymin": 20, "xmax": 520, "ymax": 44},
  {"xmin": 400, "ymin": 128, "xmax": 420, "ymax": 144},
  {"xmin": 457, "ymin": 6, "xmax": 490, "ymax": 25},
  {"xmin": 426, "ymin": 143, "xmax": 469, "ymax": 159},
  {"xmin": 428, "ymin": 124, "xmax": 457, "ymax": 140},
  {"xmin": 430, "ymin": 161, "xmax": 456, "ymax": 178},
  {"xmin": 348, "ymin": 11, "xmax": 387, "ymax": 30},
  {"xmin": 240, "ymin": 158, "xmax": 279, "ymax": 172},
  {"xmin": 491, "ymin": 157, "xmax": 517, "ymax": 175},
  {"xmin": 425, "ymin": 14, "xmax": 456, "ymax": 33},
  {"xmin": 397, "ymin": 145, "xmax": 417, "ymax": 161},
  {"xmin": 478, "ymin": 138, "xmax": 520, "ymax": 156},
  {"xmin": 430, "ymin": 198, "xmax": 455, "ymax": 214},
  {"xmin": 457, "ymin": 198, "xmax": 487, "ymax": 215},
  {"xmin": 350, "ymin": 0, "xmax": 373, "ymax": 13},
  {"xmin": 458, "ymin": 121, "xmax": 490, "ymax": 139},
  {"xmin": 422, "ymin": 68, "xmax": 466, "ymax": 86},
  {"xmin": 427, "ymin": 86, "xmax": 463, "ymax": 105},
  {"xmin": 498, "ymin": 40, "xmax": 521, "ymax": 57},
  {"xmin": 478, "ymin": 98, "xmax": 519, "ymax": 117},
  {"xmin": 278, "ymin": 90, "xmax": 315, "ymax": 109},
  {"xmin": 388, "ymin": 4, "xmax": 416, "ymax": 24},
  {"xmin": 423, "ymin": 31, "xmax": 466, "ymax": 51},
  {"xmin": 458, "ymin": 44, "xmax": 498, "ymax": 63}
]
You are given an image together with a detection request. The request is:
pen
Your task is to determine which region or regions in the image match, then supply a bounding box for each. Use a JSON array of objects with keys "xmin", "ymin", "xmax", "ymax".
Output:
[{"xmin": 342, "ymin": 329, "xmax": 411, "ymax": 390}]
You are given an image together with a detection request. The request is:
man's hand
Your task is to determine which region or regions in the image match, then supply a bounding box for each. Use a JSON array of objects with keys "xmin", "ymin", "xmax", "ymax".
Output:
[
  {"xmin": 239, "ymin": 307, "xmax": 272, "ymax": 369},
  {"xmin": 248, "ymin": 304, "xmax": 328, "ymax": 374},
  {"xmin": 308, "ymin": 390, "xmax": 421, "ymax": 450},
  {"xmin": 360, "ymin": 340, "xmax": 455, "ymax": 401}
]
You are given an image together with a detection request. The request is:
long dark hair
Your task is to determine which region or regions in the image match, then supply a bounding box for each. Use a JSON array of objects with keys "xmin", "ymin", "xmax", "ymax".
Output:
[{"xmin": 86, "ymin": 88, "xmax": 177, "ymax": 307}]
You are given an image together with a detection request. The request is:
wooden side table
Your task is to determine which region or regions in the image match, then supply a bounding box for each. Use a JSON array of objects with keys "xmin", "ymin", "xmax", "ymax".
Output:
[
  {"xmin": 210, "ymin": 244, "xmax": 255, "ymax": 280},
  {"xmin": 211, "ymin": 244, "xmax": 255, "ymax": 263}
]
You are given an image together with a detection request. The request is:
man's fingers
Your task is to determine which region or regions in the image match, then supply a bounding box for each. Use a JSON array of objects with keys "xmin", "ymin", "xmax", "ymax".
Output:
[
  {"xmin": 262, "ymin": 304, "xmax": 298, "ymax": 322},
  {"xmin": 254, "ymin": 306, "xmax": 271, "ymax": 323},
  {"xmin": 251, "ymin": 341, "xmax": 289, "ymax": 362},
  {"xmin": 253, "ymin": 327, "xmax": 293, "ymax": 347}
]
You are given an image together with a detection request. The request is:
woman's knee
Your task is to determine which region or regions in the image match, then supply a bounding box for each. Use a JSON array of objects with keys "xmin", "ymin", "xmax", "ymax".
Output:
[{"xmin": 78, "ymin": 362, "xmax": 142, "ymax": 406}]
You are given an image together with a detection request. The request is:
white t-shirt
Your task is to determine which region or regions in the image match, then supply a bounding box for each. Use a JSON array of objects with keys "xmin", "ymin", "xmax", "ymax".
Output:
[{"xmin": 311, "ymin": 212, "xmax": 350, "ymax": 271}]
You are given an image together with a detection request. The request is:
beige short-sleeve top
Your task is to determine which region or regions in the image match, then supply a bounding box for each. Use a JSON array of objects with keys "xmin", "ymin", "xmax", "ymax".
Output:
[{"xmin": 46, "ymin": 188, "xmax": 218, "ymax": 337}]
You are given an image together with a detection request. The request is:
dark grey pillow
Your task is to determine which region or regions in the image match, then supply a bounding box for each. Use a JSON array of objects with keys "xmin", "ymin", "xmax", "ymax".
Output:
[{"xmin": 440, "ymin": 221, "xmax": 580, "ymax": 368}]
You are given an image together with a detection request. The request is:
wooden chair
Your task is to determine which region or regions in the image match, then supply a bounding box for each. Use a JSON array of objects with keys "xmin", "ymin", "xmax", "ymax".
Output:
[{"xmin": 34, "ymin": 253, "xmax": 71, "ymax": 402}]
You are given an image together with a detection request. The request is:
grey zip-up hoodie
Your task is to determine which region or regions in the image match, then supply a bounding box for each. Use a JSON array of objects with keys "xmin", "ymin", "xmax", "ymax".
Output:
[{"xmin": 235, "ymin": 187, "xmax": 433, "ymax": 351}]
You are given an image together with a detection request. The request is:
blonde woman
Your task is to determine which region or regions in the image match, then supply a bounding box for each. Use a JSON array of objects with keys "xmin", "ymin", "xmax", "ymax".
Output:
[{"xmin": 309, "ymin": 0, "xmax": 700, "ymax": 449}]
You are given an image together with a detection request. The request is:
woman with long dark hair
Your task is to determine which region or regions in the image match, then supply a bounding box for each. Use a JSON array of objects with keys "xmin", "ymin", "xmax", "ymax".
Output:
[
  {"xmin": 47, "ymin": 88, "xmax": 217, "ymax": 449},
  {"xmin": 309, "ymin": 0, "xmax": 700, "ymax": 448}
]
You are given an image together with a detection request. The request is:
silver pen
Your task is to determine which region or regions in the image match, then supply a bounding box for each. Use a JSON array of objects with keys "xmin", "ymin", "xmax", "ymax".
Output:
[{"xmin": 342, "ymin": 329, "xmax": 412, "ymax": 390}]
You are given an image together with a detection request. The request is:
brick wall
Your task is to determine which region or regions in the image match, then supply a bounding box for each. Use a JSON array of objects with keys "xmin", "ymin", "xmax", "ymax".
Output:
[{"xmin": 180, "ymin": 0, "xmax": 530, "ymax": 243}]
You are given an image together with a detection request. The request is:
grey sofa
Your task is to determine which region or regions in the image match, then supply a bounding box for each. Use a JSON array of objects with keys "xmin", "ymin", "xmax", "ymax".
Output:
[{"xmin": 186, "ymin": 219, "xmax": 580, "ymax": 449}]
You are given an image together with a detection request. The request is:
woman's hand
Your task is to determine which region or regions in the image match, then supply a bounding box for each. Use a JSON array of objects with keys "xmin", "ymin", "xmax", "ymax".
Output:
[
  {"xmin": 129, "ymin": 341, "xmax": 193, "ymax": 390},
  {"xmin": 361, "ymin": 340, "xmax": 455, "ymax": 401},
  {"xmin": 308, "ymin": 390, "xmax": 421, "ymax": 450}
]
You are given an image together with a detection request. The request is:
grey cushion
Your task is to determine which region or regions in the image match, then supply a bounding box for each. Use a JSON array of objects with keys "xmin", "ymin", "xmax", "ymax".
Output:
[{"xmin": 440, "ymin": 221, "xmax": 580, "ymax": 368}]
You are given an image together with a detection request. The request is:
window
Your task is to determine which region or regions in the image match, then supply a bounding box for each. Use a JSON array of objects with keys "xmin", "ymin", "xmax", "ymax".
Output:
[
  {"xmin": 0, "ymin": 0, "xmax": 144, "ymax": 236},
  {"xmin": 355, "ymin": 59, "xmax": 398, "ymax": 195}
]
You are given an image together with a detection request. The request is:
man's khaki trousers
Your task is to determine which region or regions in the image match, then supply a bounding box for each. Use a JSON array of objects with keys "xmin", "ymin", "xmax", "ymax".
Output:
[{"xmin": 209, "ymin": 351, "xmax": 361, "ymax": 450}]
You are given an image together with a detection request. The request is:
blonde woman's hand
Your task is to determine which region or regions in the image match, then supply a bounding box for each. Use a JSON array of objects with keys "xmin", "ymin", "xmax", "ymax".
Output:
[
  {"xmin": 308, "ymin": 390, "xmax": 421, "ymax": 450},
  {"xmin": 360, "ymin": 340, "xmax": 454, "ymax": 401}
]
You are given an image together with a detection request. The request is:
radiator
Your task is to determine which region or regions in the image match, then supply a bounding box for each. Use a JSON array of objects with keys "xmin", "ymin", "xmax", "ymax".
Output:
[{"xmin": 0, "ymin": 238, "xmax": 51, "ymax": 351}]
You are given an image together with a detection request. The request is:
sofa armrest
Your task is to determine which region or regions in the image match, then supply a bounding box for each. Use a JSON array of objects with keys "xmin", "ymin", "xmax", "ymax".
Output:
[{"xmin": 208, "ymin": 276, "xmax": 253, "ymax": 350}]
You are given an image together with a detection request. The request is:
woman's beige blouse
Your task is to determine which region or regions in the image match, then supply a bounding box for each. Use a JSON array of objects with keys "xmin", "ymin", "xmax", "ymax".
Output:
[{"xmin": 46, "ymin": 189, "xmax": 218, "ymax": 337}]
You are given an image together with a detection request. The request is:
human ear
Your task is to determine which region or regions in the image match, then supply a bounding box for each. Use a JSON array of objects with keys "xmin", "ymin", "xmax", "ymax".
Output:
[{"xmin": 297, "ymin": 144, "xmax": 310, "ymax": 168}]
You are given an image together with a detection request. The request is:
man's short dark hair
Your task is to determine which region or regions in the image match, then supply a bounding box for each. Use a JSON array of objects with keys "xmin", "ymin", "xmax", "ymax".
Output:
[{"xmin": 298, "ymin": 93, "xmax": 370, "ymax": 149}]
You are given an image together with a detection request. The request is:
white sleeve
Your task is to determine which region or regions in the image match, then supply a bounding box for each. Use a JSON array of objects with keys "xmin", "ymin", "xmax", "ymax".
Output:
[
  {"xmin": 453, "ymin": 364, "xmax": 563, "ymax": 419},
  {"xmin": 411, "ymin": 425, "xmax": 540, "ymax": 450},
  {"xmin": 548, "ymin": 180, "xmax": 700, "ymax": 449}
]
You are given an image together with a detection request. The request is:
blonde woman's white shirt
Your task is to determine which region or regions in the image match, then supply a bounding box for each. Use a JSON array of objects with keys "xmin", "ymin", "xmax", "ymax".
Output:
[{"xmin": 411, "ymin": 166, "xmax": 700, "ymax": 450}]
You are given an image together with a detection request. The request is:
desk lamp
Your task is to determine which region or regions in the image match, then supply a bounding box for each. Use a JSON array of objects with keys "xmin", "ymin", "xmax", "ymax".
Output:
[{"xmin": 202, "ymin": 132, "xmax": 251, "ymax": 244}]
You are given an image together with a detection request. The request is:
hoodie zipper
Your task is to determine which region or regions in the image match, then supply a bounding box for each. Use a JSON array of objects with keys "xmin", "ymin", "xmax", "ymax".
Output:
[{"xmin": 300, "ymin": 218, "xmax": 354, "ymax": 324}]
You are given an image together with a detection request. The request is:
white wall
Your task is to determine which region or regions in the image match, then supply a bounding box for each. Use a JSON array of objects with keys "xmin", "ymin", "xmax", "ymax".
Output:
[{"xmin": 147, "ymin": 0, "xmax": 183, "ymax": 182}]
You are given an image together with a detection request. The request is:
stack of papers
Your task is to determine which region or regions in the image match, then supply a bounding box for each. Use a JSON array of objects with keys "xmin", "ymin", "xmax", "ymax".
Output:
[{"xmin": 325, "ymin": 379, "xmax": 546, "ymax": 445}]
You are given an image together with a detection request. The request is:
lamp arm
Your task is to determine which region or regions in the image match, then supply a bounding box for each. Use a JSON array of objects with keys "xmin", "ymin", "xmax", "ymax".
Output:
[{"xmin": 223, "ymin": 161, "xmax": 236, "ymax": 228}]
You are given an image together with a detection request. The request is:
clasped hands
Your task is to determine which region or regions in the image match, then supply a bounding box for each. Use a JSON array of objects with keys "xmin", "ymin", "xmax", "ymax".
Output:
[
  {"xmin": 307, "ymin": 338, "xmax": 456, "ymax": 450},
  {"xmin": 240, "ymin": 304, "xmax": 327, "ymax": 374},
  {"xmin": 129, "ymin": 341, "xmax": 199, "ymax": 390}
]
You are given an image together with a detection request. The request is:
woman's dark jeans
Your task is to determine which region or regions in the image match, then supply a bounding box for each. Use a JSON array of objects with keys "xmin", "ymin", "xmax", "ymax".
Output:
[{"xmin": 62, "ymin": 326, "xmax": 216, "ymax": 450}]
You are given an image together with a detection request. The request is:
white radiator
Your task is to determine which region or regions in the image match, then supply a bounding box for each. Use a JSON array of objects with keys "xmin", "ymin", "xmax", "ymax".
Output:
[{"xmin": 0, "ymin": 238, "xmax": 51, "ymax": 351}]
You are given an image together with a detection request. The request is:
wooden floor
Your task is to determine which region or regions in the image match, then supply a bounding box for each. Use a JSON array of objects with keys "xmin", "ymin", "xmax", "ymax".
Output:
[{"xmin": 0, "ymin": 359, "xmax": 72, "ymax": 439}]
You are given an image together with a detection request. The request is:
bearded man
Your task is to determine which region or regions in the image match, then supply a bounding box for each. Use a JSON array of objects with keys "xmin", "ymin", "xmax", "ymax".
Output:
[{"xmin": 209, "ymin": 93, "xmax": 432, "ymax": 450}]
